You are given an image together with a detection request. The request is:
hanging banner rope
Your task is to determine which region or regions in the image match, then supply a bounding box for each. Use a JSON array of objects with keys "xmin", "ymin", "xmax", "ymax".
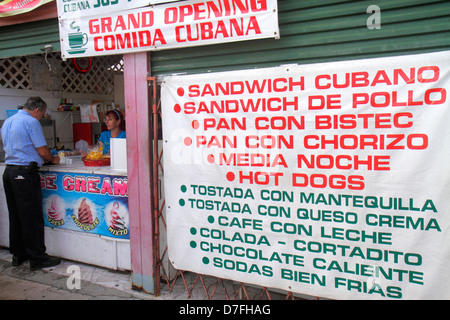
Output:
[{"xmin": 56, "ymin": 0, "xmax": 183, "ymax": 20}]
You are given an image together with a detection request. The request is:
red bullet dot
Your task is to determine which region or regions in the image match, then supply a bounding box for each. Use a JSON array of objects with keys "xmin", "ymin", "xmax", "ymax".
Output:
[
  {"xmin": 174, "ymin": 104, "xmax": 181, "ymax": 113},
  {"xmin": 184, "ymin": 137, "xmax": 192, "ymax": 146},
  {"xmin": 177, "ymin": 87, "xmax": 184, "ymax": 96},
  {"xmin": 207, "ymin": 154, "xmax": 215, "ymax": 163},
  {"xmin": 192, "ymin": 120, "xmax": 199, "ymax": 129},
  {"xmin": 226, "ymin": 172, "xmax": 235, "ymax": 181}
]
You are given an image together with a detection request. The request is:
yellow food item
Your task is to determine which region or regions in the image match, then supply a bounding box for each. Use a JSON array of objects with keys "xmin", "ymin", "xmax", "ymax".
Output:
[{"xmin": 86, "ymin": 146, "xmax": 104, "ymax": 160}]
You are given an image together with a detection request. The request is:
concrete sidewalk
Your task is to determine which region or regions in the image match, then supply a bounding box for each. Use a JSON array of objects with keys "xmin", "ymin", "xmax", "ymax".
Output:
[
  {"xmin": 0, "ymin": 247, "xmax": 155, "ymax": 300},
  {"xmin": 0, "ymin": 247, "xmax": 292, "ymax": 301},
  {"xmin": 0, "ymin": 247, "xmax": 246, "ymax": 300}
]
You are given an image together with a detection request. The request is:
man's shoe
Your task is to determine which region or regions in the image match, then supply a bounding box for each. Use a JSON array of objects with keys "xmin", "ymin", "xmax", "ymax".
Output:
[
  {"xmin": 12, "ymin": 255, "xmax": 28, "ymax": 266},
  {"xmin": 30, "ymin": 257, "xmax": 61, "ymax": 271}
]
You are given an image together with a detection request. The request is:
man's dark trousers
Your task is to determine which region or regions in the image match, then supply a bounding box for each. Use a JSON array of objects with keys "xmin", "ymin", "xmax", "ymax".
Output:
[{"xmin": 3, "ymin": 166, "xmax": 49, "ymax": 264}]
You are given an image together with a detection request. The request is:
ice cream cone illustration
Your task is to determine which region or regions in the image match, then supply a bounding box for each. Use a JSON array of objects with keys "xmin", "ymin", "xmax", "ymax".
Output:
[
  {"xmin": 77, "ymin": 198, "xmax": 93, "ymax": 225},
  {"xmin": 105, "ymin": 201, "xmax": 129, "ymax": 237},
  {"xmin": 109, "ymin": 201, "xmax": 126, "ymax": 230},
  {"xmin": 47, "ymin": 198, "xmax": 62, "ymax": 220}
]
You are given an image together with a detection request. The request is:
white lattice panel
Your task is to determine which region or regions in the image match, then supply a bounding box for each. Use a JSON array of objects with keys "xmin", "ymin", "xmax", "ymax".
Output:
[
  {"xmin": 61, "ymin": 55, "xmax": 123, "ymax": 94},
  {"xmin": 0, "ymin": 56, "xmax": 31, "ymax": 90},
  {"xmin": 0, "ymin": 53, "xmax": 123, "ymax": 94}
]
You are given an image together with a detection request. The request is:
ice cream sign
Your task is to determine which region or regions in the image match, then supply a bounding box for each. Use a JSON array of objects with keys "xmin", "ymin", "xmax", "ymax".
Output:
[
  {"xmin": 40, "ymin": 171, "xmax": 130, "ymax": 239},
  {"xmin": 57, "ymin": 0, "xmax": 279, "ymax": 58}
]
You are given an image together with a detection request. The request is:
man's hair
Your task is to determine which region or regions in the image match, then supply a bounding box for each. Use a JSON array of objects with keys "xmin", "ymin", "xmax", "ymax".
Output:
[{"xmin": 23, "ymin": 97, "xmax": 47, "ymax": 111}]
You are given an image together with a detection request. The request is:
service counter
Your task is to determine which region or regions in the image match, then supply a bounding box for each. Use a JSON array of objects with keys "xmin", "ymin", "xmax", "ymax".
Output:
[{"xmin": 0, "ymin": 158, "xmax": 130, "ymax": 270}]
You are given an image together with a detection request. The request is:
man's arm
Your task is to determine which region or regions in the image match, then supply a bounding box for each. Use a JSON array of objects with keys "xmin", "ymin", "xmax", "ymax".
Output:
[{"xmin": 37, "ymin": 146, "xmax": 60, "ymax": 164}]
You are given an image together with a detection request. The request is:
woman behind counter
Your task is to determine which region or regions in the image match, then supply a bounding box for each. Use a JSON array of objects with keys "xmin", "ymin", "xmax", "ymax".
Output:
[{"xmin": 99, "ymin": 109, "xmax": 126, "ymax": 154}]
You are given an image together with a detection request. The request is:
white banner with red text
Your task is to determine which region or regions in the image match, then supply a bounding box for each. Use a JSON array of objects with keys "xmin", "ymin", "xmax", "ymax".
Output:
[
  {"xmin": 58, "ymin": 0, "xmax": 279, "ymax": 59},
  {"xmin": 161, "ymin": 51, "xmax": 450, "ymax": 300}
]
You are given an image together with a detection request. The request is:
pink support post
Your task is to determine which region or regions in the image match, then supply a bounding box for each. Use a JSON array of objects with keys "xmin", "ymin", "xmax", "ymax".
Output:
[{"xmin": 123, "ymin": 52, "xmax": 154, "ymax": 294}]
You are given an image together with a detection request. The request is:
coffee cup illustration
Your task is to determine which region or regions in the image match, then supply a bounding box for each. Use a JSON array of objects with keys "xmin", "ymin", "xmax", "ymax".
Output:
[
  {"xmin": 66, "ymin": 21, "xmax": 88, "ymax": 54},
  {"xmin": 68, "ymin": 32, "xmax": 88, "ymax": 49}
]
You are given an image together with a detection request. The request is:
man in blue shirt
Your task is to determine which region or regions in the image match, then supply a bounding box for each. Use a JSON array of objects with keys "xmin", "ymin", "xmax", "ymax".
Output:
[{"xmin": 1, "ymin": 97, "xmax": 61, "ymax": 270}]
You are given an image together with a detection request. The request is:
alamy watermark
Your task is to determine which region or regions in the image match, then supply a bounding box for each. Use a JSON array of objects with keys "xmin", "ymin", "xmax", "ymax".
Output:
[
  {"xmin": 367, "ymin": 5, "xmax": 381, "ymax": 29},
  {"xmin": 66, "ymin": 265, "xmax": 81, "ymax": 290}
]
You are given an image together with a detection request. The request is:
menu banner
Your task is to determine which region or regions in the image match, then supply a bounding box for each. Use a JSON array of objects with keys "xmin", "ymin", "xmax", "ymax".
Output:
[
  {"xmin": 161, "ymin": 51, "xmax": 450, "ymax": 300},
  {"xmin": 41, "ymin": 171, "xmax": 130, "ymax": 240},
  {"xmin": 58, "ymin": 0, "xmax": 279, "ymax": 58}
]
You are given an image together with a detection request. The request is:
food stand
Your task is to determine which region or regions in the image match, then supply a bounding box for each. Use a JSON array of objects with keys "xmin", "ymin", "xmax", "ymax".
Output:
[{"xmin": 0, "ymin": 143, "xmax": 130, "ymax": 270}]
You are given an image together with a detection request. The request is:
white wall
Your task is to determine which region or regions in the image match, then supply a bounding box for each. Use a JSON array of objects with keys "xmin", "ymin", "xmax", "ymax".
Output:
[
  {"xmin": 0, "ymin": 87, "xmax": 61, "ymax": 119},
  {"xmin": 0, "ymin": 74, "xmax": 124, "ymax": 149}
]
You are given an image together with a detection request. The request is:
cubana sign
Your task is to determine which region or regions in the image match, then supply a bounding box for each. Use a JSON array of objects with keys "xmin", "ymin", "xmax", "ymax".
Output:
[
  {"xmin": 58, "ymin": 0, "xmax": 279, "ymax": 59},
  {"xmin": 161, "ymin": 50, "xmax": 450, "ymax": 300}
]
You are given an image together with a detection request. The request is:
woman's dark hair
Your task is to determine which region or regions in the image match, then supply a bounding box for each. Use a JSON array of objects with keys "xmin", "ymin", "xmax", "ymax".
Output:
[{"xmin": 106, "ymin": 109, "xmax": 126, "ymax": 131}]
